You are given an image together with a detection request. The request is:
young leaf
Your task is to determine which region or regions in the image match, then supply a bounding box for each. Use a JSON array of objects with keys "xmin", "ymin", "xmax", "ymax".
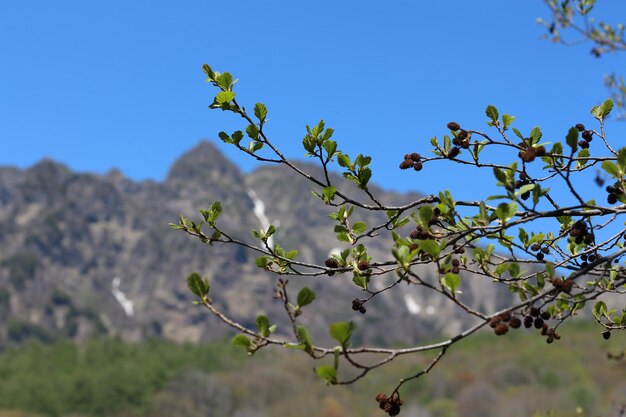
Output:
[
  {"xmin": 296, "ymin": 325, "xmax": 313, "ymax": 353},
  {"xmin": 187, "ymin": 272, "xmax": 210, "ymax": 299},
  {"xmin": 330, "ymin": 321, "xmax": 355, "ymax": 346},
  {"xmin": 256, "ymin": 315, "xmax": 271, "ymax": 337},
  {"xmin": 352, "ymin": 221, "xmax": 367, "ymax": 234},
  {"xmin": 254, "ymin": 103, "xmax": 268, "ymax": 124},
  {"xmin": 232, "ymin": 334, "xmax": 252, "ymax": 350},
  {"xmin": 315, "ymin": 365, "xmax": 337, "ymax": 384},
  {"xmin": 485, "ymin": 105, "xmax": 499, "ymax": 124},
  {"xmin": 297, "ymin": 287, "xmax": 316, "ymax": 307},
  {"xmin": 566, "ymin": 127, "xmax": 579, "ymax": 152},
  {"xmin": 442, "ymin": 273, "xmax": 460, "ymax": 293}
]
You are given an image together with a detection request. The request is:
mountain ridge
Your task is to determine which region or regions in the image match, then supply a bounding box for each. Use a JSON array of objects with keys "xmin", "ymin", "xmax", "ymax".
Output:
[{"xmin": 0, "ymin": 140, "xmax": 512, "ymax": 347}]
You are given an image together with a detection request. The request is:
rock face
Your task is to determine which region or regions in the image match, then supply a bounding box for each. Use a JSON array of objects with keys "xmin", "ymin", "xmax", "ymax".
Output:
[{"xmin": 0, "ymin": 141, "xmax": 512, "ymax": 347}]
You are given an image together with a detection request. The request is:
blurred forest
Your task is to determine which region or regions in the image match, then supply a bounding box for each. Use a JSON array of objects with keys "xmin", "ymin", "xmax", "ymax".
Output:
[{"xmin": 0, "ymin": 322, "xmax": 623, "ymax": 417}]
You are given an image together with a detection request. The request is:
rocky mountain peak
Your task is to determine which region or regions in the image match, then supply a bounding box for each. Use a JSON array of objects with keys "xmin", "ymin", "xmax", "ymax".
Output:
[{"xmin": 166, "ymin": 140, "xmax": 243, "ymax": 186}]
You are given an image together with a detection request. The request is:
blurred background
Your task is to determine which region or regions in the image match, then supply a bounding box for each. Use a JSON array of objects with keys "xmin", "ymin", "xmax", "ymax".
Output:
[{"xmin": 1, "ymin": 1, "xmax": 625, "ymax": 416}]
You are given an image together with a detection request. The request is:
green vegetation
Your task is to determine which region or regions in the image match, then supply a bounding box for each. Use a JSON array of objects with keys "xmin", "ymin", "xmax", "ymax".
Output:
[{"xmin": 0, "ymin": 323, "xmax": 623, "ymax": 417}]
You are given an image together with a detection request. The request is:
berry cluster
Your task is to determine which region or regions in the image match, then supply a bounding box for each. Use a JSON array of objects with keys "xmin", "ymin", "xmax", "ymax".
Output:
[
  {"xmin": 550, "ymin": 277, "xmax": 574, "ymax": 294},
  {"xmin": 530, "ymin": 242, "xmax": 550, "ymax": 261},
  {"xmin": 518, "ymin": 141, "xmax": 546, "ymax": 163},
  {"xmin": 489, "ymin": 311, "xmax": 521, "ymax": 336},
  {"xmin": 450, "ymin": 258, "xmax": 461, "ymax": 274},
  {"xmin": 352, "ymin": 298, "xmax": 367, "ymax": 314},
  {"xmin": 375, "ymin": 393, "xmax": 403, "ymax": 416},
  {"xmin": 579, "ymin": 251, "xmax": 597, "ymax": 268},
  {"xmin": 409, "ymin": 225, "xmax": 431, "ymax": 240},
  {"xmin": 568, "ymin": 219, "xmax": 594, "ymax": 246},
  {"xmin": 575, "ymin": 123, "xmax": 593, "ymax": 149},
  {"xmin": 399, "ymin": 153, "xmax": 423, "ymax": 171},
  {"xmin": 515, "ymin": 172, "xmax": 532, "ymax": 200},
  {"xmin": 606, "ymin": 184, "xmax": 624, "ymax": 204},
  {"xmin": 523, "ymin": 307, "xmax": 561, "ymax": 343}
]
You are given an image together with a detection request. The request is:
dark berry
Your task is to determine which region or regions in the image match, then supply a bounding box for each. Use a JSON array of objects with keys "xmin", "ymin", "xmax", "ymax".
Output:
[
  {"xmin": 541, "ymin": 246, "xmax": 550, "ymax": 254},
  {"xmin": 530, "ymin": 243, "xmax": 541, "ymax": 251},
  {"xmin": 536, "ymin": 252, "xmax": 545, "ymax": 261},
  {"xmin": 500, "ymin": 311, "xmax": 512, "ymax": 322},
  {"xmin": 357, "ymin": 260, "xmax": 370, "ymax": 271},
  {"xmin": 608, "ymin": 193, "xmax": 618, "ymax": 204},
  {"xmin": 524, "ymin": 316, "xmax": 533, "ymax": 328},
  {"xmin": 325, "ymin": 258, "xmax": 339, "ymax": 268},
  {"xmin": 451, "ymin": 258, "xmax": 460, "ymax": 267},
  {"xmin": 359, "ymin": 306, "xmax": 367, "ymax": 314},
  {"xmin": 352, "ymin": 298, "xmax": 363, "ymax": 311},
  {"xmin": 510, "ymin": 317, "xmax": 522, "ymax": 329},
  {"xmin": 457, "ymin": 130, "xmax": 468, "ymax": 140},
  {"xmin": 494, "ymin": 322, "xmax": 509, "ymax": 335},
  {"xmin": 541, "ymin": 311, "xmax": 551, "ymax": 320},
  {"xmin": 582, "ymin": 130, "xmax": 592, "ymax": 141},
  {"xmin": 447, "ymin": 147, "xmax": 460, "ymax": 159},
  {"xmin": 578, "ymin": 140, "xmax": 589, "ymax": 149},
  {"xmin": 575, "ymin": 123, "xmax": 585, "ymax": 131},
  {"xmin": 534, "ymin": 317, "xmax": 544, "ymax": 329},
  {"xmin": 535, "ymin": 145, "xmax": 546, "ymax": 156},
  {"xmin": 409, "ymin": 153, "xmax": 421, "ymax": 161},
  {"xmin": 413, "ymin": 161, "xmax": 423, "ymax": 171},
  {"xmin": 447, "ymin": 122, "xmax": 460, "ymax": 131},
  {"xmin": 530, "ymin": 307, "xmax": 540, "ymax": 317},
  {"xmin": 602, "ymin": 330, "xmax": 611, "ymax": 340},
  {"xmin": 399, "ymin": 160, "xmax": 412, "ymax": 170},
  {"xmin": 521, "ymin": 191, "xmax": 530, "ymax": 200}
]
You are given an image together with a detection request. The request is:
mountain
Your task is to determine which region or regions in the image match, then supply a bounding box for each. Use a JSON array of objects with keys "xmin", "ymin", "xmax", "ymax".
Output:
[{"xmin": 0, "ymin": 141, "xmax": 513, "ymax": 347}]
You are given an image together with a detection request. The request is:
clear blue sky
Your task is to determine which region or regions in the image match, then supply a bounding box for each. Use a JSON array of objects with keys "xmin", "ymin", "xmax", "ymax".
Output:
[{"xmin": 1, "ymin": 1, "xmax": 624, "ymax": 201}]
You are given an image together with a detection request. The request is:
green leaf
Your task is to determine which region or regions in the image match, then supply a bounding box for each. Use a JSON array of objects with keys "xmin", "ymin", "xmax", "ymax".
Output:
[
  {"xmin": 218, "ymin": 131, "xmax": 232, "ymax": 144},
  {"xmin": 215, "ymin": 72, "xmax": 234, "ymax": 91},
  {"xmin": 246, "ymin": 124, "xmax": 259, "ymax": 139},
  {"xmin": 618, "ymin": 148, "xmax": 626, "ymax": 170},
  {"xmin": 232, "ymin": 334, "xmax": 252, "ymax": 350},
  {"xmin": 529, "ymin": 126, "xmax": 542, "ymax": 144},
  {"xmin": 419, "ymin": 205, "xmax": 434, "ymax": 227},
  {"xmin": 232, "ymin": 130, "xmax": 243, "ymax": 145},
  {"xmin": 216, "ymin": 91, "xmax": 235, "ymax": 104},
  {"xmin": 593, "ymin": 98, "xmax": 614, "ymax": 120},
  {"xmin": 315, "ymin": 365, "xmax": 337, "ymax": 384},
  {"xmin": 485, "ymin": 105, "xmax": 499, "ymax": 124},
  {"xmin": 352, "ymin": 221, "xmax": 367, "ymax": 234},
  {"xmin": 442, "ymin": 273, "xmax": 460, "ymax": 293},
  {"xmin": 337, "ymin": 153, "xmax": 351, "ymax": 168},
  {"xmin": 502, "ymin": 114, "xmax": 515, "ymax": 129},
  {"xmin": 321, "ymin": 186, "xmax": 336, "ymax": 203},
  {"xmin": 495, "ymin": 202, "xmax": 518, "ymax": 223},
  {"xmin": 419, "ymin": 239, "xmax": 441, "ymax": 258},
  {"xmin": 565, "ymin": 127, "xmax": 578, "ymax": 152},
  {"xmin": 330, "ymin": 321, "xmax": 355, "ymax": 346},
  {"xmin": 602, "ymin": 161, "xmax": 621, "ymax": 177},
  {"xmin": 296, "ymin": 325, "xmax": 313, "ymax": 353},
  {"xmin": 202, "ymin": 63, "xmax": 215, "ymax": 81},
  {"xmin": 512, "ymin": 128, "xmax": 524, "ymax": 140},
  {"xmin": 187, "ymin": 272, "xmax": 210, "ymax": 299},
  {"xmin": 493, "ymin": 167, "xmax": 508, "ymax": 185},
  {"xmin": 358, "ymin": 167, "xmax": 372, "ymax": 188},
  {"xmin": 352, "ymin": 273, "xmax": 369, "ymax": 289},
  {"xmin": 577, "ymin": 149, "xmax": 590, "ymax": 168},
  {"xmin": 255, "ymin": 315, "xmax": 271, "ymax": 337},
  {"xmin": 254, "ymin": 103, "xmax": 268, "ymax": 123},
  {"xmin": 297, "ymin": 287, "xmax": 316, "ymax": 307},
  {"xmin": 517, "ymin": 183, "xmax": 536, "ymax": 196}
]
